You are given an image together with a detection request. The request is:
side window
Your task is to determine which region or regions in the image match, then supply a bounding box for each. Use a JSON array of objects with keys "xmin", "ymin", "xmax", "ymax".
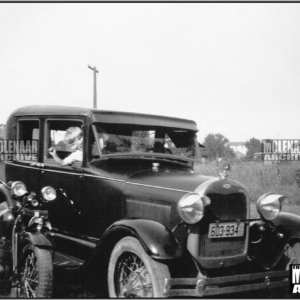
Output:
[
  {"xmin": 44, "ymin": 119, "xmax": 83, "ymax": 167},
  {"xmin": 17, "ymin": 120, "xmax": 39, "ymax": 162}
]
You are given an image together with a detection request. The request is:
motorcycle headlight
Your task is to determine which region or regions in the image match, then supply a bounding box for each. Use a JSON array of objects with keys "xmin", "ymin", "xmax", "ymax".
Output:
[
  {"xmin": 178, "ymin": 193, "xmax": 205, "ymax": 224},
  {"xmin": 256, "ymin": 193, "xmax": 286, "ymax": 221},
  {"xmin": 41, "ymin": 186, "xmax": 56, "ymax": 201},
  {"xmin": 11, "ymin": 181, "xmax": 27, "ymax": 197}
]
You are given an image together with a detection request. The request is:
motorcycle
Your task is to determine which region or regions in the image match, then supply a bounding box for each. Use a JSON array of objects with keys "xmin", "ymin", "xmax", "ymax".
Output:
[{"xmin": 0, "ymin": 180, "xmax": 56, "ymax": 298}]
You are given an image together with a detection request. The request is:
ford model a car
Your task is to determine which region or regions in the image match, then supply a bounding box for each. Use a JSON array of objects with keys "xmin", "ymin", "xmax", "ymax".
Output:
[{"xmin": 2, "ymin": 105, "xmax": 300, "ymax": 297}]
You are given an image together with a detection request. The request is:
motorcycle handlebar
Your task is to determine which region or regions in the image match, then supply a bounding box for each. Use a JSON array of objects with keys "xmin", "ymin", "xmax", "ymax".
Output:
[{"xmin": 22, "ymin": 208, "xmax": 48, "ymax": 218}]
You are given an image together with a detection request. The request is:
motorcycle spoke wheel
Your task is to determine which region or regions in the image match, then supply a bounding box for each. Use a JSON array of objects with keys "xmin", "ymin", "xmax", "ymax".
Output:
[
  {"xmin": 18, "ymin": 245, "xmax": 53, "ymax": 298},
  {"xmin": 22, "ymin": 251, "xmax": 38, "ymax": 298},
  {"xmin": 116, "ymin": 252, "xmax": 153, "ymax": 298}
]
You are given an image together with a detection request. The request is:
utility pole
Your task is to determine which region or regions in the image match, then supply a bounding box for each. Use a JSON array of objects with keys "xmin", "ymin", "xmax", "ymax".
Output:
[{"xmin": 88, "ymin": 65, "xmax": 99, "ymax": 109}]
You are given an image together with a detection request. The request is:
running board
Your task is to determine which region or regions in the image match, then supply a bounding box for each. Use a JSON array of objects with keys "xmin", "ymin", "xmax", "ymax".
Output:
[{"xmin": 53, "ymin": 251, "xmax": 83, "ymax": 269}]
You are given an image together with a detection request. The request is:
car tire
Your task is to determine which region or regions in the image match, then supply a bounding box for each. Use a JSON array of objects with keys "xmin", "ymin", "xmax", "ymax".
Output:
[{"xmin": 108, "ymin": 236, "xmax": 170, "ymax": 298}]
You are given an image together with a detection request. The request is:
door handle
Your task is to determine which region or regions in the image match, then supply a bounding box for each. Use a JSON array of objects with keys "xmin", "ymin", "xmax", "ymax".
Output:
[{"xmin": 30, "ymin": 162, "xmax": 44, "ymax": 168}]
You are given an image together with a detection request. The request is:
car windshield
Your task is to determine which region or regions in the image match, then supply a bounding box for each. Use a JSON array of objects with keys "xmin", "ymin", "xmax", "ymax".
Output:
[{"xmin": 92, "ymin": 123, "xmax": 198, "ymax": 160}]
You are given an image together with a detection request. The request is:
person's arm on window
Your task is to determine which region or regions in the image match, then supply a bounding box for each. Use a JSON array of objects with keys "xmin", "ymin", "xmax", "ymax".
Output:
[{"xmin": 48, "ymin": 147, "xmax": 71, "ymax": 166}]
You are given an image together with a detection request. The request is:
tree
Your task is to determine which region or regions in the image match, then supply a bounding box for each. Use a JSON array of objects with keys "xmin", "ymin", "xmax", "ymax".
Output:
[
  {"xmin": 203, "ymin": 133, "xmax": 235, "ymax": 161},
  {"xmin": 245, "ymin": 137, "xmax": 262, "ymax": 160}
]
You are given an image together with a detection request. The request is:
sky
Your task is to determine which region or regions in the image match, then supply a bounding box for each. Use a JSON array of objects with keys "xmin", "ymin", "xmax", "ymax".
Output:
[{"xmin": 0, "ymin": 3, "xmax": 299, "ymax": 143}]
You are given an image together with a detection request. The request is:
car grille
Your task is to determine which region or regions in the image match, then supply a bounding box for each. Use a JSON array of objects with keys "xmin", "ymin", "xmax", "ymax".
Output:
[{"xmin": 199, "ymin": 193, "xmax": 247, "ymax": 258}]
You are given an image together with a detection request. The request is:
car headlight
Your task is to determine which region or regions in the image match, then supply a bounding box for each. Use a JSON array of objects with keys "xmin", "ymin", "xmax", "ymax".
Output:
[
  {"xmin": 256, "ymin": 193, "xmax": 286, "ymax": 221},
  {"xmin": 41, "ymin": 186, "xmax": 56, "ymax": 201},
  {"xmin": 178, "ymin": 193, "xmax": 205, "ymax": 224},
  {"xmin": 11, "ymin": 181, "xmax": 27, "ymax": 197}
]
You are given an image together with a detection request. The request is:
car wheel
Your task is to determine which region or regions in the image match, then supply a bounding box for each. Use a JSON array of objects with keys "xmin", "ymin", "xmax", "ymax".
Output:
[{"xmin": 108, "ymin": 236, "xmax": 170, "ymax": 298}]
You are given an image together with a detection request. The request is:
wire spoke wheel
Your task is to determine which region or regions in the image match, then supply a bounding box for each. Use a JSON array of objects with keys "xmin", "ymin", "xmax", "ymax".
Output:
[
  {"xmin": 21, "ymin": 251, "xmax": 38, "ymax": 298},
  {"xmin": 18, "ymin": 244, "xmax": 53, "ymax": 298},
  {"xmin": 115, "ymin": 252, "xmax": 153, "ymax": 297},
  {"xmin": 108, "ymin": 237, "xmax": 170, "ymax": 298}
]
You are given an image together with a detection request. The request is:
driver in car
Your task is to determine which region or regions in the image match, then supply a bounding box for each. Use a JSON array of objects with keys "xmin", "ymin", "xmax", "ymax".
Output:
[{"xmin": 48, "ymin": 127, "xmax": 83, "ymax": 166}]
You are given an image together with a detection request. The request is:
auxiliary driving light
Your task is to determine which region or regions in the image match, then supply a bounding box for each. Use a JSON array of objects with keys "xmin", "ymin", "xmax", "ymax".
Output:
[
  {"xmin": 11, "ymin": 181, "xmax": 27, "ymax": 197},
  {"xmin": 41, "ymin": 186, "xmax": 57, "ymax": 201}
]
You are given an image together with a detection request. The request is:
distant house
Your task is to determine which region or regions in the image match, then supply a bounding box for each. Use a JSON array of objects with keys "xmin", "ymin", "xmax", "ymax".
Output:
[
  {"xmin": 0, "ymin": 124, "xmax": 5, "ymax": 139},
  {"xmin": 227, "ymin": 142, "xmax": 247, "ymax": 157}
]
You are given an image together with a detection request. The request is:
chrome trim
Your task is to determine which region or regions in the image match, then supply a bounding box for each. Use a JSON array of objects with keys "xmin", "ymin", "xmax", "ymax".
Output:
[
  {"xmin": 84, "ymin": 173, "xmax": 125, "ymax": 183},
  {"xmin": 85, "ymin": 173, "xmax": 191, "ymax": 193},
  {"xmin": 5, "ymin": 161, "xmax": 40, "ymax": 171},
  {"xmin": 194, "ymin": 178, "xmax": 220, "ymax": 195},
  {"xmin": 38, "ymin": 168, "xmax": 82, "ymax": 175},
  {"xmin": 5, "ymin": 161, "xmax": 82, "ymax": 175},
  {"xmin": 6, "ymin": 161, "xmax": 192, "ymax": 193},
  {"xmin": 126, "ymin": 181, "xmax": 190, "ymax": 193}
]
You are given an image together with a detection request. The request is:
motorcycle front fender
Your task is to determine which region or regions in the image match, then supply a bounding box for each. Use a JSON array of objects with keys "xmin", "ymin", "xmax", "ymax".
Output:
[{"xmin": 24, "ymin": 232, "xmax": 53, "ymax": 249}]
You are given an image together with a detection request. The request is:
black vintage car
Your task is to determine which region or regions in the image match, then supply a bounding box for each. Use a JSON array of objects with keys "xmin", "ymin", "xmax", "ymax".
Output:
[{"xmin": 2, "ymin": 105, "xmax": 300, "ymax": 297}]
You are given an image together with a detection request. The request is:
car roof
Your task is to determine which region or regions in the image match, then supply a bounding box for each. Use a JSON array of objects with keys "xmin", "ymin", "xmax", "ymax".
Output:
[{"xmin": 10, "ymin": 105, "xmax": 198, "ymax": 131}]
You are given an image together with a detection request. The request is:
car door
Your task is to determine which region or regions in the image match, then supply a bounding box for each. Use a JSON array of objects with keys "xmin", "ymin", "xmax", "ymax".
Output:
[
  {"xmin": 5, "ymin": 118, "xmax": 42, "ymax": 192},
  {"xmin": 39, "ymin": 117, "xmax": 86, "ymax": 259}
]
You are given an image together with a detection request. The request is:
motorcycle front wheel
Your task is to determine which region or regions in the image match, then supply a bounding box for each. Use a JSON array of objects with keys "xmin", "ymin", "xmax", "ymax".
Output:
[{"xmin": 18, "ymin": 244, "xmax": 53, "ymax": 298}]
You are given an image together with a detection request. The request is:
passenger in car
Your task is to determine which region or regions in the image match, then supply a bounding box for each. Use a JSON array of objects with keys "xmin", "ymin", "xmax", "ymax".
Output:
[
  {"xmin": 99, "ymin": 133, "xmax": 110, "ymax": 150},
  {"xmin": 48, "ymin": 127, "xmax": 83, "ymax": 166},
  {"xmin": 92, "ymin": 132, "xmax": 110, "ymax": 156}
]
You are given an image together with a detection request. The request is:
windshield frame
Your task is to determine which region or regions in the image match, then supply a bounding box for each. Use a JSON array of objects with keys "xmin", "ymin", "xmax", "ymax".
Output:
[{"xmin": 91, "ymin": 123, "xmax": 201, "ymax": 163}]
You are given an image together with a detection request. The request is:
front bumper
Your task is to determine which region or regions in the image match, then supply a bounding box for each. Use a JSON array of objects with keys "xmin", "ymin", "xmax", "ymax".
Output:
[{"xmin": 164, "ymin": 270, "xmax": 289, "ymax": 297}]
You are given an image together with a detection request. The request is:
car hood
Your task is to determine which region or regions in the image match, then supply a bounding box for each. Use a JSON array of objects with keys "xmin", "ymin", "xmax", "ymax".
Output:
[
  {"xmin": 90, "ymin": 158, "xmax": 213, "ymax": 200},
  {"xmin": 123, "ymin": 167, "xmax": 214, "ymax": 204},
  {"xmin": 125, "ymin": 169, "xmax": 213, "ymax": 194}
]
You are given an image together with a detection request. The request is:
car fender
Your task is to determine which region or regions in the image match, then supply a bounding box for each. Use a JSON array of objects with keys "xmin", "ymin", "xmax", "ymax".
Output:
[
  {"xmin": 272, "ymin": 212, "xmax": 300, "ymax": 241},
  {"xmin": 252, "ymin": 212, "xmax": 300, "ymax": 269},
  {"xmin": 101, "ymin": 219, "xmax": 183, "ymax": 260}
]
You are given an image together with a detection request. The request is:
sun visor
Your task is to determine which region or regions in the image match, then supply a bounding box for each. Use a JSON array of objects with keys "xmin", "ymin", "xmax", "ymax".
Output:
[{"xmin": 91, "ymin": 112, "xmax": 198, "ymax": 131}]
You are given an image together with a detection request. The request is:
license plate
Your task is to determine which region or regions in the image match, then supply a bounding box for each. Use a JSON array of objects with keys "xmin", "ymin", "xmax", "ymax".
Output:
[{"xmin": 208, "ymin": 222, "xmax": 244, "ymax": 238}]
